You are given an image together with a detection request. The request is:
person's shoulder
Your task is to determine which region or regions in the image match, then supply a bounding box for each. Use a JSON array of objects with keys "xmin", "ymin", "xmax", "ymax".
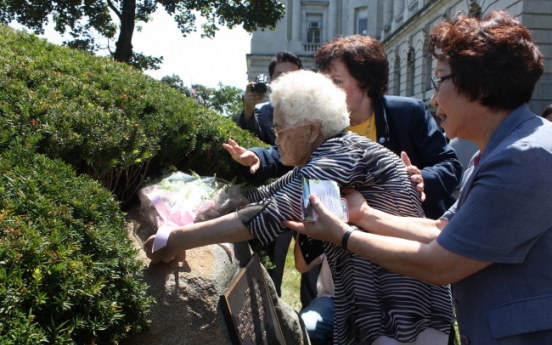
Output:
[
  {"xmin": 517, "ymin": 117, "xmax": 552, "ymax": 150},
  {"xmin": 489, "ymin": 118, "xmax": 552, "ymax": 173},
  {"xmin": 383, "ymin": 95, "xmax": 425, "ymax": 107},
  {"xmin": 500, "ymin": 106, "xmax": 552, "ymax": 147},
  {"xmin": 317, "ymin": 131, "xmax": 368, "ymax": 152},
  {"xmin": 257, "ymin": 102, "xmax": 273, "ymax": 110},
  {"xmin": 333, "ymin": 131, "xmax": 369, "ymax": 144},
  {"xmin": 338, "ymin": 131, "xmax": 390, "ymax": 155},
  {"xmin": 382, "ymin": 95, "xmax": 428, "ymax": 116}
]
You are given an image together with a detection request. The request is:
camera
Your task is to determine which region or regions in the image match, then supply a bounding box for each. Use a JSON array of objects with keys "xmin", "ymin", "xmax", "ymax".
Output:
[{"xmin": 251, "ymin": 74, "xmax": 269, "ymax": 94}]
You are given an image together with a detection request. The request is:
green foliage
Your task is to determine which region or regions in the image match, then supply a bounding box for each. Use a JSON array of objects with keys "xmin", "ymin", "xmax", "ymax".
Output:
[
  {"xmin": 184, "ymin": 82, "xmax": 244, "ymax": 119},
  {"xmin": 0, "ymin": 25, "xmax": 265, "ymax": 207},
  {"xmin": 160, "ymin": 74, "xmax": 191, "ymax": 97},
  {"xmin": 209, "ymin": 82, "xmax": 244, "ymax": 119},
  {"xmin": 281, "ymin": 238, "xmax": 301, "ymax": 312},
  {"xmin": 127, "ymin": 52, "xmax": 164, "ymax": 71},
  {"xmin": 0, "ymin": 21, "xmax": 274, "ymax": 345},
  {"xmin": 0, "ymin": 141, "xmax": 153, "ymax": 344},
  {"xmin": 0, "ymin": 0, "xmax": 285, "ymax": 69},
  {"xmin": 0, "ymin": 25, "xmax": 276, "ymax": 343}
]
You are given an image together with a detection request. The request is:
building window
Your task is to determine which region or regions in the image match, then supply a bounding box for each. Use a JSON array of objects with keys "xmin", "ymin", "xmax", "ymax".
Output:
[
  {"xmin": 355, "ymin": 7, "xmax": 368, "ymax": 35},
  {"xmin": 423, "ymin": 54, "xmax": 433, "ymax": 91},
  {"xmin": 307, "ymin": 25, "xmax": 321, "ymax": 43},
  {"xmin": 394, "ymin": 56, "xmax": 401, "ymax": 95},
  {"xmin": 407, "ymin": 48, "xmax": 415, "ymax": 96},
  {"xmin": 422, "ymin": 30, "xmax": 433, "ymax": 93},
  {"xmin": 306, "ymin": 14, "xmax": 322, "ymax": 44}
]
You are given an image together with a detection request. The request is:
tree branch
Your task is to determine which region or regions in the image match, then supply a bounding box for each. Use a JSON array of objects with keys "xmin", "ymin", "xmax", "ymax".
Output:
[{"xmin": 107, "ymin": 0, "xmax": 122, "ymax": 19}]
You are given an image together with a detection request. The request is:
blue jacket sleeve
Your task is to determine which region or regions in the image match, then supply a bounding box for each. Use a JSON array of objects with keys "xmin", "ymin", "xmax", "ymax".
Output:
[
  {"xmin": 238, "ymin": 146, "xmax": 293, "ymax": 183},
  {"xmin": 236, "ymin": 103, "xmax": 276, "ymax": 145},
  {"xmin": 381, "ymin": 96, "xmax": 462, "ymax": 219},
  {"xmin": 406, "ymin": 101, "xmax": 461, "ymax": 216}
]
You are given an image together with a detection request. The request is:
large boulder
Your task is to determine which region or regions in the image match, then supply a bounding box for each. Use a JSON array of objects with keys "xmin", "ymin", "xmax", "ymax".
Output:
[{"xmin": 123, "ymin": 204, "xmax": 309, "ymax": 345}]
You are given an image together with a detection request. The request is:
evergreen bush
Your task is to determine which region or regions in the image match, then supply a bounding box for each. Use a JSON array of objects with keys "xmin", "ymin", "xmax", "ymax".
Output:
[
  {"xmin": 0, "ymin": 25, "xmax": 272, "ymax": 343},
  {"xmin": 0, "ymin": 139, "xmax": 153, "ymax": 344},
  {"xmin": 0, "ymin": 25, "xmax": 265, "ymax": 208}
]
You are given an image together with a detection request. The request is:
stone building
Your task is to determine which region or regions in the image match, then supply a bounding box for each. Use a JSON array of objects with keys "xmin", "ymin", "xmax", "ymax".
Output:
[{"xmin": 246, "ymin": 0, "xmax": 552, "ymax": 114}]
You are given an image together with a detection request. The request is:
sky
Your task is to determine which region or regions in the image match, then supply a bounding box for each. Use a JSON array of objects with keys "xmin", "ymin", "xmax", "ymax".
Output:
[{"xmin": 10, "ymin": 11, "xmax": 252, "ymax": 90}]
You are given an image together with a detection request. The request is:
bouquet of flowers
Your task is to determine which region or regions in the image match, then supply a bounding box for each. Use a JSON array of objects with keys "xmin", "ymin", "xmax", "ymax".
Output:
[{"xmin": 137, "ymin": 172, "xmax": 242, "ymax": 252}]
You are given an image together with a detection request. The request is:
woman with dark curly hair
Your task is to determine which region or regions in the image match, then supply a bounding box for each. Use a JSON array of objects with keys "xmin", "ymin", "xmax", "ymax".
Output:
[{"xmin": 285, "ymin": 10, "xmax": 552, "ymax": 345}]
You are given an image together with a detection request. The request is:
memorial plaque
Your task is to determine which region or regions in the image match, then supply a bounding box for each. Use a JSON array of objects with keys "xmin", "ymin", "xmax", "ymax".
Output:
[{"xmin": 220, "ymin": 254, "xmax": 286, "ymax": 345}]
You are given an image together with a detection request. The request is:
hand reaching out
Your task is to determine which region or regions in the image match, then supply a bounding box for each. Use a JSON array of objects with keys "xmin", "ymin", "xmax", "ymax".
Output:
[
  {"xmin": 222, "ymin": 139, "xmax": 261, "ymax": 174},
  {"xmin": 401, "ymin": 152, "xmax": 426, "ymax": 203},
  {"xmin": 143, "ymin": 232, "xmax": 186, "ymax": 265}
]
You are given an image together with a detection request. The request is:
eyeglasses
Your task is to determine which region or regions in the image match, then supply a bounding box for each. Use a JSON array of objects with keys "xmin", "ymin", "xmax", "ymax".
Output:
[
  {"xmin": 271, "ymin": 126, "xmax": 292, "ymax": 138},
  {"xmin": 431, "ymin": 74, "xmax": 453, "ymax": 91}
]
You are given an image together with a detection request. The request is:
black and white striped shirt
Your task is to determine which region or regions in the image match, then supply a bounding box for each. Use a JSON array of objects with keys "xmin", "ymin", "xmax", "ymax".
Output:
[{"xmin": 243, "ymin": 131, "xmax": 453, "ymax": 344}]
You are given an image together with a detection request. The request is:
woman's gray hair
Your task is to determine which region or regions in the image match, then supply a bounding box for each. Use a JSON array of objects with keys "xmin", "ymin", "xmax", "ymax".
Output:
[{"xmin": 269, "ymin": 70, "xmax": 350, "ymax": 138}]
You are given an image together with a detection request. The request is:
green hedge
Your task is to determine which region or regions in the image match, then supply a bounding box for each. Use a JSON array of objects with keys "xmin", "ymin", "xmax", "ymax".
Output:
[
  {"xmin": 0, "ymin": 25, "xmax": 265, "ymax": 208},
  {"xmin": 0, "ymin": 25, "xmax": 269, "ymax": 343},
  {"xmin": 0, "ymin": 140, "xmax": 153, "ymax": 344}
]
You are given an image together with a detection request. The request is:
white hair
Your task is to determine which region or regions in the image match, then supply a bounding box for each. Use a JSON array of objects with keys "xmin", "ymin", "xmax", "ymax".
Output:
[{"xmin": 269, "ymin": 70, "xmax": 350, "ymax": 138}]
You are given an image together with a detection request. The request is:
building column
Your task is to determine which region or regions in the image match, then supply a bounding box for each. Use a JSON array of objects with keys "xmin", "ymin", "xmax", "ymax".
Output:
[
  {"xmin": 393, "ymin": 0, "xmax": 405, "ymax": 20},
  {"xmin": 292, "ymin": 0, "xmax": 302, "ymax": 41},
  {"xmin": 383, "ymin": 0, "xmax": 393, "ymax": 30},
  {"xmin": 328, "ymin": 0, "xmax": 337, "ymax": 40}
]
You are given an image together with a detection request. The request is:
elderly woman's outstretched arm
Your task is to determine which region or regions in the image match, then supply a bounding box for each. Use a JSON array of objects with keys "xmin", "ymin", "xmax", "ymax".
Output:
[{"xmin": 144, "ymin": 212, "xmax": 254, "ymax": 264}]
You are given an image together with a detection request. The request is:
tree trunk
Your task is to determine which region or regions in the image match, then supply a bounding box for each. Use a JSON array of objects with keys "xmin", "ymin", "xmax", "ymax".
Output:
[{"xmin": 114, "ymin": 0, "xmax": 136, "ymax": 63}]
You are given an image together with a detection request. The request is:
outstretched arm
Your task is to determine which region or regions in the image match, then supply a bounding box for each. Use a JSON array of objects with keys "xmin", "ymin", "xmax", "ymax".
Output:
[
  {"xmin": 283, "ymin": 194, "xmax": 490, "ymax": 285},
  {"xmin": 342, "ymin": 188, "xmax": 443, "ymax": 243},
  {"xmin": 223, "ymin": 139, "xmax": 261, "ymax": 174},
  {"xmin": 144, "ymin": 212, "xmax": 253, "ymax": 264}
]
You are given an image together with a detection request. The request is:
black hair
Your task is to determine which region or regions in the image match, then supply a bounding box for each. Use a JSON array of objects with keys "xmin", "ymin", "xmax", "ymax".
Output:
[{"xmin": 268, "ymin": 51, "xmax": 303, "ymax": 79}]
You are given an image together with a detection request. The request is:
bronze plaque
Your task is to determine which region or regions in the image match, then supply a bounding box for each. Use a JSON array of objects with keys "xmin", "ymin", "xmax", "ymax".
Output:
[{"xmin": 220, "ymin": 254, "xmax": 286, "ymax": 345}]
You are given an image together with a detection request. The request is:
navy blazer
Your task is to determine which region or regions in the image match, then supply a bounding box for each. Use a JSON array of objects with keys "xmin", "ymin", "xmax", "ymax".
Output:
[
  {"xmin": 239, "ymin": 95, "xmax": 462, "ymax": 220},
  {"xmin": 236, "ymin": 102, "xmax": 276, "ymax": 145}
]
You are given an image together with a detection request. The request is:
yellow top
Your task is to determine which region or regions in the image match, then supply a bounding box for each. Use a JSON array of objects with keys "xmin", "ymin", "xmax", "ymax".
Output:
[{"xmin": 347, "ymin": 113, "xmax": 376, "ymax": 141}]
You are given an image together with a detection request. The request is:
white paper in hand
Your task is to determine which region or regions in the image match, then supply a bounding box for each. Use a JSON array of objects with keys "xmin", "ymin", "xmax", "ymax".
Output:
[{"xmin": 301, "ymin": 178, "xmax": 349, "ymax": 222}]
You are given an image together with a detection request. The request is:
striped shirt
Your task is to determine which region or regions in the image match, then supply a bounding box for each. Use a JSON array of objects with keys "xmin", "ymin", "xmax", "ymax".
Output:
[{"xmin": 242, "ymin": 131, "xmax": 453, "ymax": 344}]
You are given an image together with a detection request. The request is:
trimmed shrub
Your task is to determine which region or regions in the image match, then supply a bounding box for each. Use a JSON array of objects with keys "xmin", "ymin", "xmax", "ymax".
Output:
[
  {"xmin": 0, "ymin": 139, "xmax": 153, "ymax": 344},
  {"xmin": 0, "ymin": 25, "xmax": 265, "ymax": 207},
  {"xmin": 0, "ymin": 25, "xmax": 273, "ymax": 343}
]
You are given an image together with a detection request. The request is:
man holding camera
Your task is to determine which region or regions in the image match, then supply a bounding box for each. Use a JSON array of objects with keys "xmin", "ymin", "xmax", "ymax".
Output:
[{"xmin": 236, "ymin": 51, "xmax": 303, "ymax": 145}]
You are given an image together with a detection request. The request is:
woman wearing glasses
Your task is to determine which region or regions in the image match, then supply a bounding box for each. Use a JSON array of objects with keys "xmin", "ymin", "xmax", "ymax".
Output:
[
  {"xmin": 285, "ymin": 10, "xmax": 552, "ymax": 344},
  {"xmin": 224, "ymin": 34, "xmax": 462, "ymax": 344},
  {"xmin": 145, "ymin": 70, "xmax": 453, "ymax": 345},
  {"xmin": 225, "ymin": 35, "xmax": 461, "ymax": 221}
]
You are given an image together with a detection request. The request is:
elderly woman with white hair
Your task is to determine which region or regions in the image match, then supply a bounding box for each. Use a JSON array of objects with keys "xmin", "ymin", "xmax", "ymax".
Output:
[{"xmin": 145, "ymin": 70, "xmax": 453, "ymax": 345}]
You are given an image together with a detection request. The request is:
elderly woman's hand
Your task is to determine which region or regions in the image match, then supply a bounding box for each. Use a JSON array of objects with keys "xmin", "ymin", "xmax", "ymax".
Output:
[
  {"xmin": 144, "ymin": 232, "xmax": 187, "ymax": 264},
  {"xmin": 283, "ymin": 195, "xmax": 350, "ymax": 246},
  {"xmin": 222, "ymin": 139, "xmax": 261, "ymax": 174},
  {"xmin": 401, "ymin": 152, "xmax": 426, "ymax": 203}
]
